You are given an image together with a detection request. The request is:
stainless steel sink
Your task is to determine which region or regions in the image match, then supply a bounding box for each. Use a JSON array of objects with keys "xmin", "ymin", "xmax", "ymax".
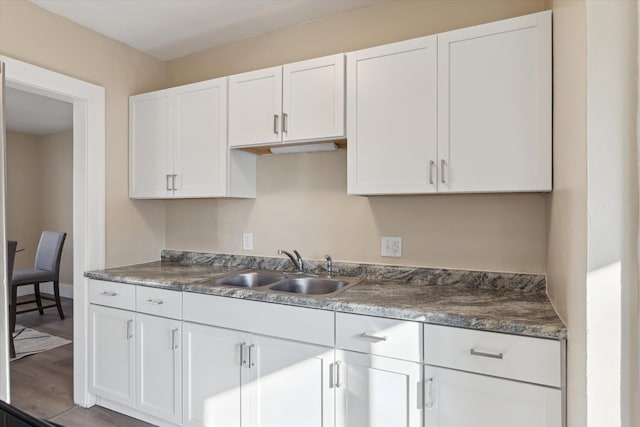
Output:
[
  {"xmin": 209, "ymin": 270, "xmax": 287, "ymax": 288},
  {"xmin": 267, "ymin": 277, "xmax": 357, "ymax": 296}
]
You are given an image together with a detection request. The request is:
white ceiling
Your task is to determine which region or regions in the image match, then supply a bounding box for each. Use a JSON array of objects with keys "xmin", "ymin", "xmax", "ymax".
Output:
[
  {"xmin": 9, "ymin": 0, "xmax": 388, "ymax": 135},
  {"xmin": 30, "ymin": 0, "xmax": 390, "ymax": 61},
  {"xmin": 4, "ymin": 86, "xmax": 73, "ymax": 136}
]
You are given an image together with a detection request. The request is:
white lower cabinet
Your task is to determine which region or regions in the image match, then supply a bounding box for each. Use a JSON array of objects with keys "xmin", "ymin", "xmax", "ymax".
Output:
[
  {"xmin": 335, "ymin": 350, "xmax": 422, "ymax": 427},
  {"xmin": 424, "ymin": 324, "xmax": 563, "ymax": 427},
  {"xmin": 89, "ymin": 280, "xmax": 566, "ymax": 427},
  {"xmin": 183, "ymin": 322, "xmax": 334, "ymax": 427},
  {"xmin": 89, "ymin": 281, "xmax": 183, "ymax": 426},
  {"xmin": 334, "ymin": 313, "xmax": 423, "ymax": 427},
  {"xmin": 89, "ymin": 304, "xmax": 135, "ymax": 407},
  {"xmin": 136, "ymin": 313, "xmax": 182, "ymax": 425},
  {"xmin": 183, "ymin": 322, "xmax": 244, "ymax": 427},
  {"xmin": 424, "ymin": 365, "xmax": 561, "ymax": 427}
]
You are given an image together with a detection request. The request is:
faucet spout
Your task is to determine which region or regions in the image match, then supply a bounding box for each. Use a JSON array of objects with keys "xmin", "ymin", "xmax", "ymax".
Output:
[{"xmin": 278, "ymin": 249, "xmax": 303, "ymax": 273}]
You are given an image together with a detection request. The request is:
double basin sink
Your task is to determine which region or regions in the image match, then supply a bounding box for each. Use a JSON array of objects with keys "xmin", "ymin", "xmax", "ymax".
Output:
[{"xmin": 198, "ymin": 270, "xmax": 359, "ymax": 297}]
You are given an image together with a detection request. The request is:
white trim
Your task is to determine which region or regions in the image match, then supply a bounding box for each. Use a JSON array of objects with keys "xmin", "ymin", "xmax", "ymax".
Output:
[
  {"xmin": 0, "ymin": 56, "xmax": 105, "ymax": 407},
  {"xmin": 0, "ymin": 61, "xmax": 10, "ymax": 402},
  {"xmin": 15, "ymin": 283, "xmax": 74, "ymax": 299}
]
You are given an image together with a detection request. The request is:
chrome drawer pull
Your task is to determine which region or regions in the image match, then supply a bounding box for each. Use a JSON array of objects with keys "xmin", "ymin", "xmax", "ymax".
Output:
[
  {"xmin": 101, "ymin": 291, "xmax": 117, "ymax": 297},
  {"xmin": 145, "ymin": 298, "xmax": 164, "ymax": 305},
  {"xmin": 171, "ymin": 328, "xmax": 179, "ymax": 350},
  {"xmin": 248, "ymin": 344, "xmax": 256, "ymax": 368},
  {"xmin": 126, "ymin": 319, "xmax": 133, "ymax": 339},
  {"xmin": 360, "ymin": 332, "xmax": 388, "ymax": 342},
  {"xmin": 426, "ymin": 378, "xmax": 434, "ymax": 409},
  {"xmin": 470, "ymin": 348, "xmax": 504, "ymax": 359},
  {"xmin": 240, "ymin": 343, "xmax": 247, "ymax": 366}
]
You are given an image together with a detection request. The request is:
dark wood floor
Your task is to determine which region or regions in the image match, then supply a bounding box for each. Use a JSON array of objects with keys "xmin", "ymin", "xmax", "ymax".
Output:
[{"xmin": 10, "ymin": 295, "xmax": 152, "ymax": 426}]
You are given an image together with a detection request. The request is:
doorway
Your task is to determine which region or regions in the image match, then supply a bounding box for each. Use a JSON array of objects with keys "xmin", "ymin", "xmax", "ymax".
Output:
[
  {"xmin": 4, "ymin": 85, "xmax": 75, "ymax": 417},
  {"xmin": 0, "ymin": 56, "xmax": 105, "ymax": 408}
]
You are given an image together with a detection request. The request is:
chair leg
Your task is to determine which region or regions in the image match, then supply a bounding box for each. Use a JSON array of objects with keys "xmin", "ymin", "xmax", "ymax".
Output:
[
  {"xmin": 53, "ymin": 281, "xmax": 65, "ymax": 320},
  {"xmin": 34, "ymin": 283, "xmax": 44, "ymax": 315},
  {"xmin": 9, "ymin": 284, "xmax": 17, "ymax": 359},
  {"xmin": 10, "ymin": 284, "xmax": 17, "ymax": 334}
]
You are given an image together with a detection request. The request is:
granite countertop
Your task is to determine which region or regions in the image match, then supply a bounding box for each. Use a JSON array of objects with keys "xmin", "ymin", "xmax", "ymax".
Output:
[{"xmin": 85, "ymin": 258, "xmax": 567, "ymax": 340}]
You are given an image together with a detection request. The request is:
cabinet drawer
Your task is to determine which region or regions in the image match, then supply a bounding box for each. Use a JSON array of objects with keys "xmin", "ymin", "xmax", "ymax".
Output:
[
  {"xmin": 89, "ymin": 280, "xmax": 135, "ymax": 311},
  {"xmin": 336, "ymin": 313, "xmax": 422, "ymax": 362},
  {"xmin": 183, "ymin": 292, "xmax": 334, "ymax": 346},
  {"xmin": 424, "ymin": 324, "xmax": 562, "ymax": 387},
  {"xmin": 136, "ymin": 286, "xmax": 182, "ymax": 320}
]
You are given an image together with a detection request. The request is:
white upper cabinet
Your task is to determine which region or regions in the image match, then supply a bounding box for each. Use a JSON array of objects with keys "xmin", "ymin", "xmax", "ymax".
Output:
[
  {"xmin": 130, "ymin": 77, "xmax": 256, "ymax": 199},
  {"xmin": 282, "ymin": 55, "xmax": 345, "ymax": 143},
  {"xmin": 228, "ymin": 54, "xmax": 345, "ymax": 148},
  {"xmin": 347, "ymin": 36, "xmax": 438, "ymax": 195},
  {"xmin": 347, "ymin": 11, "xmax": 552, "ymax": 195},
  {"xmin": 129, "ymin": 93, "xmax": 171, "ymax": 198},
  {"xmin": 228, "ymin": 66, "xmax": 283, "ymax": 147},
  {"xmin": 438, "ymin": 11, "xmax": 552, "ymax": 192}
]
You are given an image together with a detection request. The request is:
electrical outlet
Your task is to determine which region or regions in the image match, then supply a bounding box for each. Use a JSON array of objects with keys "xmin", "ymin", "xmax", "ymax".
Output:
[
  {"xmin": 242, "ymin": 233, "xmax": 253, "ymax": 251},
  {"xmin": 381, "ymin": 236, "xmax": 402, "ymax": 257}
]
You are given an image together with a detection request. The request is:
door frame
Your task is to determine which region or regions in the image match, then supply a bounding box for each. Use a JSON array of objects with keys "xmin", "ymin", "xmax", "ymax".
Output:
[{"xmin": 0, "ymin": 56, "xmax": 105, "ymax": 406}]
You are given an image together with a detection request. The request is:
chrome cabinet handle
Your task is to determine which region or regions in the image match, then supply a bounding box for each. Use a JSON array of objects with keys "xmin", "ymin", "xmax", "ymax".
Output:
[
  {"xmin": 426, "ymin": 378, "xmax": 434, "ymax": 409},
  {"xmin": 273, "ymin": 114, "xmax": 279, "ymax": 134},
  {"xmin": 440, "ymin": 159, "xmax": 446, "ymax": 183},
  {"xmin": 470, "ymin": 348, "xmax": 504, "ymax": 359},
  {"xmin": 248, "ymin": 344, "xmax": 255, "ymax": 367},
  {"xmin": 101, "ymin": 291, "xmax": 117, "ymax": 297},
  {"xmin": 429, "ymin": 160, "xmax": 435, "ymax": 185},
  {"xmin": 126, "ymin": 319, "xmax": 133, "ymax": 339},
  {"xmin": 145, "ymin": 298, "xmax": 164, "ymax": 305},
  {"xmin": 166, "ymin": 174, "xmax": 171, "ymax": 191},
  {"xmin": 171, "ymin": 328, "xmax": 179, "ymax": 350},
  {"xmin": 282, "ymin": 113, "xmax": 288, "ymax": 133},
  {"xmin": 172, "ymin": 174, "xmax": 177, "ymax": 191},
  {"xmin": 335, "ymin": 360, "xmax": 342, "ymax": 388},
  {"xmin": 360, "ymin": 332, "xmax": 387, "ymax": 342},
  {"xmin": 240, "ymin": 343, "xmax": 247, "ymax": 366}
]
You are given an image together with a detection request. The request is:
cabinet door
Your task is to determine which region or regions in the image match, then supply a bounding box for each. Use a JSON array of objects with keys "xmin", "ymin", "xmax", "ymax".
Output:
[
  {"xmin": 229, "ymin": 66, "xmax": 283, "ymax": 147},
  {"xmin": 89, "ymin": 305, "xmax": 135, "ymax": 407},
  {"xmin": 173, "ymin": 79, "xmax": 228, "ymax": 198},
  {"xmin": 129, "ymin": 92, "xmax": 172, "ymax": 198},
  {"xmin": 437, "ymin": 11, "xmax": 551, "ymax": 192},
  {"xmin": 282, "ymin": 54, "xmax": 344, "ymax": 143},
  {"xmin": 244, "ymin": 336, "xmax": 334, "ymax": 427},
  {"xmin": 335, "ymin": 350, "xmax": 422, "ymax": 427},
  {"xmin": 424, "ymin": 365, "xmax": 561, "ymax": 427},
  {"xmin": 136, "ymin": 313, "xmax": 182, "ymax": 424},
  {"xmin": 183, "ymin": 322, "xmax": 247, "ymax": 427},
  {"xmin": 347, "ymin": 36, "xmax": 438, "ymax": 195}
]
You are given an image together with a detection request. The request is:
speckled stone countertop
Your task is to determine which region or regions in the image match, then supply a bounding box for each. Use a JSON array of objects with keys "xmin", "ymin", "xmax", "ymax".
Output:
[{"xmin": 85, "ymin": 252, "xmax": 567, "ymax": 340}]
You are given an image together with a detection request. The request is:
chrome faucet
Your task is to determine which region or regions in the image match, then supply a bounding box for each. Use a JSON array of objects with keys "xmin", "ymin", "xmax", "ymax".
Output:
[
  {"xmin": 278, "ymin": 249, "xmax": 304, "ymax": 274},
  {"xmin": 325, "ymin": 254, "xmax": 333, "ymax": 278}
]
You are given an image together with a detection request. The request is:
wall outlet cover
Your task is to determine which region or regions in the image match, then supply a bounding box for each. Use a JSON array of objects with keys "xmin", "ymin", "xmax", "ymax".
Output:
[
  {"xmin": 242, "ymin": 233, "xmax": 253, "ymax": 251},
  {"xmin": 381, "ymin": 236, "xmax": 402, "ymax": 257}
]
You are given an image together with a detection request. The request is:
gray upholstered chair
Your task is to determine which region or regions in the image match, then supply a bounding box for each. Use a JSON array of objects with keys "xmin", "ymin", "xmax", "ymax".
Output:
[
  {"xmin": 10, "ymin": 231, "xmax": 67, "ymax": 331},
  {"xmin": 7, "ymin": 240, "xmax": 17, "ymax": 358}
]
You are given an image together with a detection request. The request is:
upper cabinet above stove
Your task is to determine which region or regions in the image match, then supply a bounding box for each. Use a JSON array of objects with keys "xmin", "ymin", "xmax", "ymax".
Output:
[{"xmin": 228, "ymin": 54, "xmax": 345, "ymax": 148}]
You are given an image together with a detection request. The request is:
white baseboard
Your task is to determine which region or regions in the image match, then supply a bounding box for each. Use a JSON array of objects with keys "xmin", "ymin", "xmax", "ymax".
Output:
[{"xmin": 16, "ymin": 283, "xmax": 74, "ymax": 299}]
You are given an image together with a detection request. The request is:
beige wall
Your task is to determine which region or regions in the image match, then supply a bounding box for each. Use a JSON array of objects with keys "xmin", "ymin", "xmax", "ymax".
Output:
[
  {"xmin": 0, "ymin": 0, "xmax": 167, "ymax": 267},
  {"xmin": 545, "ymin": 1, "xmax": 588, "ymax": 425},
  {"xmin": 546, "ymin": 1, "xmax": 640, "ymax": 426},
  {"xmin": 165, "ymin": 0, "xmax": 549, "ymax": 273},
  {"xmin": 584, "ymin": 2, "xmax": 638, "ymax": 426},
  {"xmin": 5, "ymin": 131, "xmax": 43, "ymax": 272}
]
